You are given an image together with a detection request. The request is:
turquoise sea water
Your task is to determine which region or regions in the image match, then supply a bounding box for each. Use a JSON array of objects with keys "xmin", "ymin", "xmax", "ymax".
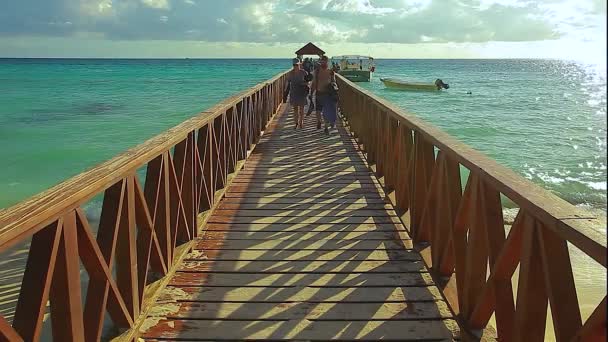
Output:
[
  {"xmin": 1, "ymin": 58, "xmax": 605, "ymax": 213},
  {"xmin": 367, "ymin": 59, "xmax": 607, "ymax": 213}
]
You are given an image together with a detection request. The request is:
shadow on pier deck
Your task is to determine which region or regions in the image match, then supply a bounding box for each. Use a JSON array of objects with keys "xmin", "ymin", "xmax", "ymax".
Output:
[
  {"xmin": 139, "ymin": 107, "xmax": 460, "ymax": 340},
  {"xmin": 0, "ymin": 71, "xmax": 604, "ymax": 342}
]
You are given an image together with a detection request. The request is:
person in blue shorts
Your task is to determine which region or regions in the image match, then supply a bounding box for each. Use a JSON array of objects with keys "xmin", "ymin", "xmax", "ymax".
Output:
[
  {"xmin": 322, "ymin": 81, "xmax": 339, "ymax": 134},
  {"xmin": 311, "ymin": 56, "xmax": 336, "ymax": 130}
]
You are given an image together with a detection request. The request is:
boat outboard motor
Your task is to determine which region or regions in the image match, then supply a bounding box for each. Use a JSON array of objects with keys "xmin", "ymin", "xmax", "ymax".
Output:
[{"xmin": 435, "ymin": 79, "xmax": 450, "ymax": 90}]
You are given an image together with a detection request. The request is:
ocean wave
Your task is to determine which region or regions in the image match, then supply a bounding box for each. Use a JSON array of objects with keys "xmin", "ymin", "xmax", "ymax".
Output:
[{"xmin": 583, "ymin": 181, "xmax": 607, "ymax": 191}]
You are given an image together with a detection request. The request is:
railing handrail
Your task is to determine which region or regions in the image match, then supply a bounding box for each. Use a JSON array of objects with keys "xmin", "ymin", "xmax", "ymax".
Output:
[
  {"xmin": 337, "ymin": 74, "xmax": 606, "ymax": 266},
  {"xmin": 0, "ymin": 70, "xmax": 289, "ymax": 251}
]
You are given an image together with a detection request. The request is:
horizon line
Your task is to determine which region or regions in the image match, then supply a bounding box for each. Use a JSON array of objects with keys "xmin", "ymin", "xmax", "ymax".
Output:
[{"xmin": 0, "ymin": 56, "xmax": 574, "ymax": 60}]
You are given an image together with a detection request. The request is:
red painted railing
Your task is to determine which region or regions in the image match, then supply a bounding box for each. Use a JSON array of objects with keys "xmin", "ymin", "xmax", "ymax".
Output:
[
  {"xmin": 337, "ymin": 74, "xmax": 606, "ymax": 342},
  {"xmin": 0, "ymin": 71, "xmax": 288, "ymax": 341}
]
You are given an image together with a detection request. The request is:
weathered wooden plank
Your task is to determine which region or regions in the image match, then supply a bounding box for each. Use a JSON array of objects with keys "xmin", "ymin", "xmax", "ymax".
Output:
[
  {"xmin": 179, "ymin": 260, "xmax": 426, "ymax": 273},
  {"xmin": 252, "ymin": 145, "xmax": 360, "ymax": 151},
  {"xmin": 253, "ymin": 141, "xmax": 357, "ymax": 147},
  {"xmin": 249, "ymin": 149, "xmax": 359, "ymax": 156},
  {"xmin": 248, "ymin": 151, "xmax": 363, "ymax": 157},
  {"xmin": 141, "ymin": 318, "xmax": 459, "ymax": 340},
  {"xmin": 227, "ymin": 185, "xmax": 380, "ymax": 193},
  {"xmin": 241, "ymin": 164, "xmax": 371, "ymax": 171},
  {"xmin": 185, "ymin": 248, "xmax": 420, "ymax": 261},
  {"xmin": 234, "ymin": 166, "xmax": 371, "ymax": 173},
  {"xmin": 231, "ymin": 179, "xmax": 379, "ymax": 186},
  {"xmin": 220, "ymin": 197, "xmax": 388, "ymax": 205},
  {"xmin": 256, "ymin": 140, "xmax": 356, "ymax": 146},
  {"xmin": 201, "ymin": 230, "xmax": 400, "ymax": 241},
  {"xmin": 245, "ymin": 158, "xmax": 368, "ymax": 165},
  {"xmin": 235, "ymin": 170, "xmax": 373, "ymax": 177},
  {"xmin": 210, "ymin": 209, "xmax": 397, "ymax": 218},
  {"xmin": 195, "ymin": 239, "xmax": 412, "ymax": 250},
  {"xmin": 157, "ymin": 285, "xmax": 441, "ymax": 303},
  {"xmin": 243, "ymin": 163, "xmax": 370, "ymax": 170},
  {"xmin": 245, "ymin": 153, "xmax": 366, "ymax": 160},
  {"xmin": 169, "ymin": 271, "xmax": 434, "ymax": 287},
  {"xmin": 245, "ymin": 157, "xmax": 365, "ymax": 164},
  {"xmin": 217, "ymin": 202, "xmax": 391, "ymax": 210},
  {"xmin": 208, "ymin": 216, "xmax": 400, "ymax": 224},
  {"xmin": 204, "ymin": 222, "xmax": 406, "ymax": 232},
  {"xmin": 224, "ymin": 192, "xmax": 385, "ymax": 199},
  {"xmin": 148, "ymin": 301, "xmax": 453, "ymax": 320},
  {"xmin": 226, "ymin": 183, "xmax": 379, "ymax": 190}
]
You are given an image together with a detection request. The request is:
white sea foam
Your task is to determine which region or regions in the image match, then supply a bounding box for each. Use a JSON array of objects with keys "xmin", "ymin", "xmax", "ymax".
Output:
[
  {"xmin": 585, "ymin": 181, "xmax": 607, "ymax": 191},
  {"xmin": 537, "ymin": 172, "xmax": 565, "ymax": 184}
]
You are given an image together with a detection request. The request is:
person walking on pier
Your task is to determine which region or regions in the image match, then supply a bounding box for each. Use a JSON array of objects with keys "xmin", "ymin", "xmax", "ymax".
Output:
[
  {"xmin": 285, "ymin": 58, "xmax": 309, "ymax": 129},
  {"xmin": 321, "ymin": 81, "xmax": 339, "ymax": 134},
  {"xmin": 311, "ymin": 55, "xmax": 336, "ymax": 130},
  {"xmin": 303, "ymin": 58, "xmax": 313, "ymax": 73}
]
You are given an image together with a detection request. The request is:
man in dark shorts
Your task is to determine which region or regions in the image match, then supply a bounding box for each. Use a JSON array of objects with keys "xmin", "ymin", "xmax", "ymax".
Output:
[
  {"xmin": 311, "ymin": 56, "xmax": 336, "ymax": 130},
  {"xmin": 286, "ymin": 58, "xmax": 309, "ymax": 129}
]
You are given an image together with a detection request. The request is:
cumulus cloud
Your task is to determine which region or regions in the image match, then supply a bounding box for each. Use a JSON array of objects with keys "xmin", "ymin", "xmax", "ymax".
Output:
[
  {"xmin": 323, "ymin": 0, "xmax": 396, "ymax": 15},
  {"xmin": 141, "ymin": 0, "xmax": 170, "ymax": 10},
  {"xmin": 300, "ymin": 16, "xmax": 367, "ymax": 41},
  {"xmin": 0, "ymin": 0, "xmax": 604, "ymax": 45}
]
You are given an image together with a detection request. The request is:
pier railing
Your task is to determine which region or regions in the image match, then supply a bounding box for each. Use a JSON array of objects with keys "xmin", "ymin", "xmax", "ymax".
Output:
[
  {"xmin": 0, "ymin": 71, "xmax": 288, "ymax": 341},
  {"xmin": 337, "ymin": 74, "xmax": 606, "ymax": 341}
]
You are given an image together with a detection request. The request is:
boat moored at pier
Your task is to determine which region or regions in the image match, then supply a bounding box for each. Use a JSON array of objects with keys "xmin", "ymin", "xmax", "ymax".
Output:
[{"xmin": 332, "ymin": 55, "xmax": 375, "ymax": 82}]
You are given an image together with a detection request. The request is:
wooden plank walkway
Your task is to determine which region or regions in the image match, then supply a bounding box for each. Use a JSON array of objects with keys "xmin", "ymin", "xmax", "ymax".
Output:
[{"xmin": 139, "ymin": 106, "xmax": 460, "ymax": 340}]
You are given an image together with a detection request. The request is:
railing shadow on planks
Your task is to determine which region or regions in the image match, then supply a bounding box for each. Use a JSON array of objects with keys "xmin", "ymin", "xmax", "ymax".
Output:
[
  {"xmin": 336, "ymin": 74, "xmax": 606, "ymax": 342},
  {"xmin": 0, "ymin": 68, "xmax": 604, "ymax": 342},
  {"xmin": 0, "ymin": 71, "xmax": 288, "ymax": 342}
]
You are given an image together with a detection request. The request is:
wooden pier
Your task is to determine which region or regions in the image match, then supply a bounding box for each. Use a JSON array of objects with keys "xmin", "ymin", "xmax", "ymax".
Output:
[
  {"xmin": 139, "ymin": 106, "xmax": 459, "ymax": 340},
  {"xmin": 0, "ymin": 70, "xmax": 605, "ymax": 341}
]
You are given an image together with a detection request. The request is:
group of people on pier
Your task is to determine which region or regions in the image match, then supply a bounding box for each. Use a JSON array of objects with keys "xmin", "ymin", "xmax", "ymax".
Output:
[{"xmin": 284, "ymin": 55, "xmax": 339, "ymax": 134}]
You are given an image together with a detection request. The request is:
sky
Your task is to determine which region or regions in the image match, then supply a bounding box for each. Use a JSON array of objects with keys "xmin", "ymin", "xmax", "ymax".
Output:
[{"xmin": 0, "ymin": 0, "xmax": 606, "ymax": 60}]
